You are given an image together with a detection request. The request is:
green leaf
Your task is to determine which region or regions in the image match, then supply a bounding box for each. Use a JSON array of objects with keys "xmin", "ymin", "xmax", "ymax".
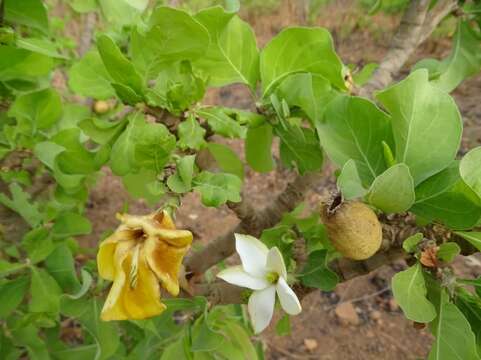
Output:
[
  {"xmin": 275, "ymin": 314, "xmax": 291, "ymax": 336},
  {"xmin": 260, "ymin": 27, "xmax": 345, "ymax": 96},
  {"xmin": 461, "ymin": 146, "xmax": 481, "ymax": 200},
  {"xmin": 411, "ymin": 162, "xmax": 481, "ymax": 230},
  {"xmin": 275, "ymin": 73, "xmax": 334, "ymax": 124},
  {"xmin": 376, "ymin": 69, "xmax": 462, "ymax": 185},
  {"xmin": 4, "ymin": 0, "xmax": 49, "ymax": 33},
  {"xmin": 245, "ymin": 122, "xmax": 275, "ymax": 173},
  {"xmin": 79, "ymin": 117, "xmax": 128, "ymax": 145},
  {"xmin": 0, "ymin": 46, "xmax": 53, "ymax": 81},
  {"xmin": 455, "ymin": 288, "xmax": 481, "ymax": 351},
  {"xmin": 131, "ymin": 7, "xmax": 209, "ymax": 77},
  {"xmin": 98, "ymin": 0, "xmax": 148, "ymax": 27},
  {"xmin": 437, "ymin": 242, "xmax": 460, "ymax": 262},
  {"xmin": 337, "ymin": 159, "xmax": 367, "ymax": 200},
  {"xmin": 53, "ymin": 128, "xmax": 98, "ymax": 175},
  {"xmin": 207, "ymin": 142, "xmax": 244, "ymax": 180},
  {"xmin": 299, "ymin": 250, "xmax": 339, "ymax": 291},
  {"xmin": 194, "ymin": 8, "xmax": 259, "ymax": 89},
  {"xmin": 8, "ymin": 88, "xmax": 62, "ymax": 131},
  {"xmin": 51, "ymin": 212, "xmax": 92, "ymax": 238},
  {"xmin": 317, "ymin": 95, "xmax": 393, "ymax": 184},
  {"xmin": 276, "ymin": 121, "xmax": 323, "ymax": 174},
  {"xmin": 193, "ymin": 171, "xmax": 242, "ymax": 207},
  {"xmin": 0, "ymin": 276, "xmax": 29, "ymax": 318},
  {"xmin": 455, "ymin": 231, "xmax": 481, "ymax": 252},
  {"xmin": 0, "ymin": 260, "xmax": 27, "ymax": 277},
  {"xmin": 431, "ymin": 21, "xmax": 481, "ymax": 93},
  {"xmin": 21, "ymin": 227, "xmax": 54, "ymax": 264},
  {"xmin": 122, "ymin": 169, "xmax": 165, "ymax": 205},
  {"xmin": 97, "ymin": 34, "xmax": 144, "ymax": 104},
  {"xmin": 391, "ymin": 262, "xmax": 436, "ymax": 323},
  {"xmin": 167, "ymin": 155, "xmax": 196, "ymax": 193},
  {"xmin": 134, "ymin": 123, "xmax": 176, "ymax": 172},
  {"xmin": 110, "ymin": 113, "xmax": 143, "ymax": 175},
  {"xmin": 16, "ymin": 37, "xmax": 66, "ymax": 59},
  {"xmin": 10, "ymin": 323, "xmax": 50, "ymax": 360},
  {"xmin": 68, "ymin": 50, "xmax": 115, "ymax": 100},
  {"xmin": 429, "ymin": 290, "xmax": 479, "ymax": 360},
  {"xmin": 197, "ymin": 107, "xmax": 246, "ymax": 138},
  {"xmin": 67, "ymin": 0, "xmax": 97, "ymax": 13},
  {"xmin": 177, "ymin": 115, "xmax": 206, "ymax": 151},
  {"xmin": 402, "ymin": 233, "xmax": 423, "ymax": 253},
  {"xmin": 29, "ymin": 267, "xmax": 62, "ymax": 315},
  {"xmin": 367, "ymin": 163, "xmax": 415, "ymax": 213},
  {"xmin": 61, "ymin": 297, "xmax": 120, "ymax": 360},
  {"xmin": 353, "ymin": 63, "xmax": 378, "ymax": 86},
  {"xmin": 45, "ymin": 244, "xmax": 81, "ymax": 294},
  {"xmin": 0, "ymin": 183, "xmax": 42, "ymax": 227}
]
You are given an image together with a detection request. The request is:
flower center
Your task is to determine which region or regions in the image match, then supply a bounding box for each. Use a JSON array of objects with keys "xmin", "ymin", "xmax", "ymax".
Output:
[{"xmin": 266, "ymin": 271, "xmax": 279, "ymax": 284}]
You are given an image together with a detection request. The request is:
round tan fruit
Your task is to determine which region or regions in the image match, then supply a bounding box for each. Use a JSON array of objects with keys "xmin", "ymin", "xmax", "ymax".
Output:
[
  {"xmin": 321, "ymin": 200, "xmax": 382, "ymax": 260},
  {"xmin": 93, "ymin": 100, "xmax": 110, "ymax": 114}
]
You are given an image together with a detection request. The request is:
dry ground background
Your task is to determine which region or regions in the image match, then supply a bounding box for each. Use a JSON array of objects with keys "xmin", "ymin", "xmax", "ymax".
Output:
[{"xmin": 62, "ymin": 1, "xmax": 481, "ymax": 359}]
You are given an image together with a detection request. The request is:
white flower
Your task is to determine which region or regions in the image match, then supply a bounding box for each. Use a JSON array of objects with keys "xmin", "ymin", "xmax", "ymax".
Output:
[{"xmin": 217, "ymin": 233, "xmax": 302, "ymax": 333}]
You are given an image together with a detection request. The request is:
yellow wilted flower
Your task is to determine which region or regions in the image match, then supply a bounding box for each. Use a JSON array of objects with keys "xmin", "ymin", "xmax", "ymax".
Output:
[{"xmin": 97, "ymin": 210, "xmax": 192, "ymax": 321}]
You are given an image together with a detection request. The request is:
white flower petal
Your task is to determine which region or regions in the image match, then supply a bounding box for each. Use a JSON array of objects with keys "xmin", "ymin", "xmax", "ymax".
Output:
[
  {"xmin": 235, "ymin": 233, "xmax": 268, "ymax": 277},
  {"xmin": 266, "ymin": 247, "xmax": 287, "ymax": 279},
  {"xmin": 217, "ymin": 266, "xmax": 270, "ymax": 290},
  {"xmin": 276, "ymin": 277, "xmax": 302, "ymax": 315},
  {"xmin": 248, "ymin": 285, "xmax": 276, "ymax": 334}
]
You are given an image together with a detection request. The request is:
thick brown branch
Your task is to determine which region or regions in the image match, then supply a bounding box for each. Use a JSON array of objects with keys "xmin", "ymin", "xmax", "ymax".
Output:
[
  {"xmin": 361, "ymin": 0, "xmax": 431, "ymax": 95},
  {"xmin": 78, "ymin": 12, "xmax": 97, "ymax": 57},
  {"xmin": 184, "ymin": 172, "xmax": 322, "ymax": 275}
]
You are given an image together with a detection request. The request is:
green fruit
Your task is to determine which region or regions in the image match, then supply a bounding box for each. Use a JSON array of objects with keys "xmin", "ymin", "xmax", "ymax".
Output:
[{"xmin": 321, "ymin": 200, "xmax": 382, "ymax": 260}]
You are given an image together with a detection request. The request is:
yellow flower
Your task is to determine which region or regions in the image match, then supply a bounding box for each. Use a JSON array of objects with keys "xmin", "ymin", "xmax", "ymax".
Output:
[{"xmin": 97, "ymin": 210, "xmax": 192, "ymax": 321}]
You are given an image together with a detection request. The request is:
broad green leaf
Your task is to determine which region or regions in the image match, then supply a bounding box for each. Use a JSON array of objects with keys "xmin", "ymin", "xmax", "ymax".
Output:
[
  {"xmin": 68, "ymin": 50, "xmax": 115, "ymax": 100},
  {"xmin": 194, "ymin": 8, "xmax": 259, "ymax": 89},
  {"xmin": 98, "ymin": 0, "xmax": 148, "ymax": 27},
  {"xmin": 437, "ymin": 242, "xmax": 460, "ymax": 262},
  {"xmin": 245, "ymin": 122, "xmax": 275, "ymax": 173},
  {"xmin": 299, "ymin": 250, "xmax": 339, "ymax": 291},
  {"xmin": 8, "ymin": 88, "xmax": 62, "ymax": 131},
  {"xmin": 134, "ymin": 123, "xmax": 176, "ymax": 172},
  {"xmin": 55, "ymin": 103, "xmax": 91, "ymax": 132},
  {"xmin": 460, "ymin": 146, "xmax": 481, "ymax": 199},
  {"xmin": 352, "ymin": 63, "xmax": 378, "ymax": 86},
  {"xmin": 0, "ymin": 260, "xmax": 27, "ymax": 277},
  {"xmin": 197, "ymin": 107, "xmax": 246, "ymax": 138},
  {"xmin": 432, "ymin": 21, "xmax": 481, "ymax": 93},
  {"xmin": 97, "ymin": 34, "xmax": 144, "ymax": 103},
  {"xmin": 0, "ymin": 276, "xmax": 29, "ymax": 318},
  {"xmin": 337, "ymin": 159, "xmax": 367, "ymax": 200},
  {"xmin": 411, "ymin": 162, "xmax": 481, "ymax": 230},
  {"xmin": 391, "ymin": 262, "xmax": 436, "ymax": 323},
  {"xmin": 207, "ymin": 142, "xmax": 244, "ymax": 180},
  {"xmin": 51, "ymin": 212, "xmax": 92, "ymax": 238},
  {"xmin": 10, "ymin": 323, "xmax": 50, "ymax": 360},
  {"xmin": 4, "ymin": 0, "xmax": 48, "ymax": 33},
  {"xmin": 317, "ymin": 95, "xmax": 393, "ymax": 184},
  {"xmin": 402, "ymin": 233, "xmax": 423, "ymax": 253},
  {"xmin": 68, "ymin": 0, "xmax": 97, "ymax": 13},
  {"xmin": 131, "ymin": 7, "xmax": 209, "ymax": 77},
  {"xmin": 0, "ymin": 183, "xmax": 42, "ymax": 227},
  {"xmin": 0, "ymin": 46, "xmax": 53, "ymax": 81},
  {"xmin": 29, "ymin": 267, "xmax": 62, "ymax": 315},
  {"xmin": 367, "ymin": 163, "xmax": 415, "ymax": 213},
  {"xmin": 177, "ymin": 116, "xmax": 206, "ymax": 150},
  {"xmin": 45, "ymin": 244, "xmax": 81, "ymax": 294},
  {"xmin": 110, "ymin": 113, "xmax": 144, "ymax": 175},
  {"xmin": 276, "ymin": 121, "xmax": 323, "ymax": 174},
  {"xmin": 122, "ymin": 168, "xmax": 166, "ymax": 205},
  {"xmin": 145, "ymin": 61, "xmax": 205, "ymax": 115},
  {"xmin": 193, "ymin": 171, "xmax": 242, "ymax": 207},
  {"xmin": 16, "ymin": 38, "xmax": 66, "ymax": 59},
  {"xmin": 455, "ymin": 288, "xmax": 481, "ymax": 353},
  {"xmin": 274, "ymin": 73, "xmax": 334, "ymax": 124},
  {"xmin": 21, "ymin": 227, "xmax": 54, "ymax": 264},
  {"xmin": 429, "ymin": 290, "xmax": 479, "ymax": 360},
  {"xmin": 167, "ymin": 155, "xmax": 196, "ymax": 193},
  {"xmin": 376, "ymin": 69, "xmax": 462, "ymax": 185},
  {"xmin": 79, "ymin": 117, "xmax": 128, "ymax": 145},
  {"xmin": 191, "ymin": 317, "xmax": 226, "ymax": 352},
  {"xmin": 53, "ymin": 128, "xmax": 98, "ymax": 175},
  {"xmin": 455, "ymin": 231, "xmax": 481, "ymax": 252},
  {"xmin": 276, "ymin": 314, "xmax": 291, "ymax": 336},
  {"xmin": 260, "ymin": 27, "xmax": 345, "ymax": 96},
  {"xmin": 61, "ymin": 297, "xmax": 120, "ymax": 360}
]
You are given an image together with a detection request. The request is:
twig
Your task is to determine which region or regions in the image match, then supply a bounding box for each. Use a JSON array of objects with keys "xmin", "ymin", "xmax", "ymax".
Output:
[{"xmin": 323, "ymin": 286, "xmax": 391, "ymax": 311}]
